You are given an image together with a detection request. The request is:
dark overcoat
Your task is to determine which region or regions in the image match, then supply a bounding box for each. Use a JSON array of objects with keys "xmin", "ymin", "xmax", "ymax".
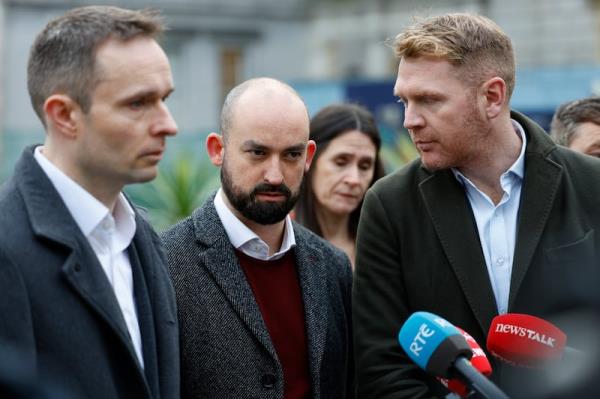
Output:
[
  {"xmin": 0, "ymin": 146, "xmax": 180, "ymax": 399},
  {"xmin": 353, "ymin": 111, "xmax": 600, "ymax": 398}
]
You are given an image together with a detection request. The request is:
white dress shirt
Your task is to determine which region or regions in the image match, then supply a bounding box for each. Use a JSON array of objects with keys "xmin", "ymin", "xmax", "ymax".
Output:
[
  {"xmin": 34, "ymin": 146, "xmax": 144, "ymax": 368},
  {"xmin": 214, "ymin": 188, "xmax": 296, "ymax": 260},
  {"xmin": 452, "ymin": 120, "xmax": 527, "ymax": 314}
]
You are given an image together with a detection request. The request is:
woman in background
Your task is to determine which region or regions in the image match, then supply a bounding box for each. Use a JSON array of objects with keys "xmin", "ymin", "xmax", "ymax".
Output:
[{"xmin": 296, "ymin": 103, "xmax": 385, "ymax": 268}]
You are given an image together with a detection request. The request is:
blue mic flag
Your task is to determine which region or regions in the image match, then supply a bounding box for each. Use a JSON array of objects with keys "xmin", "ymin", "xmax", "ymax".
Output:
[{"xmin": 398, "ymin": 311, "xmax": 464, "ymax": 372}]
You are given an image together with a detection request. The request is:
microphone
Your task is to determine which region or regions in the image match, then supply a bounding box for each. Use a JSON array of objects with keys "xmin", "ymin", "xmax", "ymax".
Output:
[
  {"xmin": 439, "ymin": 327, "xmax": 492, "ymax": 398},
  {"xmin": 398, "ymin": 311, "xmax": 508, "ymax": 399},
  {"xmin": 486, "ymin": 313, "xmax": 567, "ymax": 367}
]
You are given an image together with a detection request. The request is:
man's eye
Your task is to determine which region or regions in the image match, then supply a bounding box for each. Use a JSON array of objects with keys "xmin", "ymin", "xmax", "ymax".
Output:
[
  {"xmin": 287, "ymin": 152, "xmax": 302, "ymax": 159},
  {"xmin": 129, "ymin": 99, "xmax": 145, "ymax": 109},
  {"xmin": 251, "ymin": 150, "xmax": 265, "ymax": 156},
  {"xmin": 421, "ymin": 97, "xmax": 437, "ymax": 105}
]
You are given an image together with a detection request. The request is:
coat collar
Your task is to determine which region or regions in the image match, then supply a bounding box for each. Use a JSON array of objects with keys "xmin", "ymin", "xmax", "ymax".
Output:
[
  {"xmin": 192, "ymin": 196, "xmax": 277, "ymax": 357},
  {"xmin": 419, "ymin": 170, "xmax": 498, "ymax": 336},
  {"xmin": 508, "ymin": 111, "xmax": 562, "ymax": 310},
  {"xmin": 418, "ymin": 111, "xmax": 562, "ymax": 335},
  {"xmin": 15, "ymin": 145, "xmax": 81, "ymax": 248},
  {"xmin": 192, "ymin": 193, "xmax": 329, "ymax": 386},
  {"xmin": 292, "ymin": 223, "xmax": 329, "ymax": 394}
]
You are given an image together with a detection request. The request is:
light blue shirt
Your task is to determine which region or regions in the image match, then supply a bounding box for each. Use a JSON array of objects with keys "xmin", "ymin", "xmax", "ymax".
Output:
[{"xmin": 452, "ymin": 120, "xmax": 526, "ymax": 314}]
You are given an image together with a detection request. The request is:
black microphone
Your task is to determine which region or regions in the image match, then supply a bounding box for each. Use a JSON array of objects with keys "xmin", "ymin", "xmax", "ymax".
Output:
[{"xmin": 398, "ymin": 311, "xmax": 509, "ymax": 399}]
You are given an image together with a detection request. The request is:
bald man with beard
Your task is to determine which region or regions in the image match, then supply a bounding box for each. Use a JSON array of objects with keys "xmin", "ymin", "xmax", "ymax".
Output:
[{"xmin": 161, "ymin": 78, "xmax": 353, "ymax": 399}]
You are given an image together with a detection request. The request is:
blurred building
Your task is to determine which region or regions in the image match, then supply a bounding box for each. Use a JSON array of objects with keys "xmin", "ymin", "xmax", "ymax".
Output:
[
  {"xmin": 0, "ymin": 0, "xmax": 312, "ymax": 177},
  {"xmin": 1, "ymin": 0, "xmax": 600, "ymax": 178},
  {"xmin": 299, "ymin": 0, "xmax": 600, "ymax": 132}
]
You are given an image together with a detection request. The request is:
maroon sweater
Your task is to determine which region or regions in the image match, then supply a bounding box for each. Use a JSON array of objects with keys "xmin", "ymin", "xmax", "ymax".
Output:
[{"xmin": 236, "ymin": 249, "xmax": 311, "ymax": 399}]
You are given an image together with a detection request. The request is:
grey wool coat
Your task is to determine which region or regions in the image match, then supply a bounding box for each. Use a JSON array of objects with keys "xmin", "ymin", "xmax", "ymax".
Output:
[
  {"xmin": 161, "ymin": 194, "xmax": 354, "ymax": 399},
  {"xmin": 0, "ymin": 146, "xmax": 180, "ymax": 399}
]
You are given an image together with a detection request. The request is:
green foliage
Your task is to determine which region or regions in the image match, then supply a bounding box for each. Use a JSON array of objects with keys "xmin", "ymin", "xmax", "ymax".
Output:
[
  {"xmin": 127, "ymin": 152, "xmax": 220, "ymax": 231},
  {"xmin": 380, "ymin": 131, "xmax": 418, "ymax": 173}
]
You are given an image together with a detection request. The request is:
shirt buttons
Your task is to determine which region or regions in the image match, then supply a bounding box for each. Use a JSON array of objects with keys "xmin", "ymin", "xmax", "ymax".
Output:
[{"xmin": 496, "ymin": 257, "xmax": 505, "ymax": 266}]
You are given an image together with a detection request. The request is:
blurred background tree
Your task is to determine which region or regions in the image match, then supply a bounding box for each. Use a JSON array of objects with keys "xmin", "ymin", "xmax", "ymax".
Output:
[{"xmin": 126, "ymin": 153, "xmax": 220, "ymax": 231}]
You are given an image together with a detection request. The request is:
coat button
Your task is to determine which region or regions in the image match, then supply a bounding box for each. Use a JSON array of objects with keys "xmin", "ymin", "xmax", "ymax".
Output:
[{"xmin": 261, "ymin": 374, "xmax": 276, "ymax": 389}]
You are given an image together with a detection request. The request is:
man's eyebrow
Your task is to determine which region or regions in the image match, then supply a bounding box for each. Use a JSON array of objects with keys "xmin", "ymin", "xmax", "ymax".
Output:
[
  {"xmin": 241, "ymin": 140, "xmax": 268, "ymax": 150},
  {"xmin": 240, "ymin": 140, "xmax": 306, "ymax": 151},
  {"xmin": 120, "ymin": 87, "xmax": 175, "ymax": 102},
  {"xmin": 285, "ymin": 144, "xmax": 306, "ymax": 152}
]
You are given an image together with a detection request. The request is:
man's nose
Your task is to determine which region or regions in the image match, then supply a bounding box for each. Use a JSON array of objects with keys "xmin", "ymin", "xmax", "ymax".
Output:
[
  {"xmin": 403, "ymin": 104, "xmax": 425, "ymax": 130},
  {"xmin": 152, "ymin": 102, "xmax": 178, "ymax": 137},
  {"xmin": 263, "ymin": 157, "xmax": 284, "ymax": 186}
]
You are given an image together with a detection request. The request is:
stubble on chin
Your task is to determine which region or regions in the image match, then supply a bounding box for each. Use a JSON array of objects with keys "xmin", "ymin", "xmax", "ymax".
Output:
[{"xmin": 419, "ymin": 153, "xmax": 447, "ymax": 173}]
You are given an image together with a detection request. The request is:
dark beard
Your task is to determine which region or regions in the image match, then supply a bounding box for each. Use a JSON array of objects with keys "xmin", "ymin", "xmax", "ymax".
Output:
[{"xmin": 220, "ymin": 166, "xmax": 299, "ymax": 225}]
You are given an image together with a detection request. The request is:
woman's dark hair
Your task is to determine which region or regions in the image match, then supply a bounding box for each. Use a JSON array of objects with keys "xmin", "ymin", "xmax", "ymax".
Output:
[{"xmin": 296, "ymin": 103, "xmax": 385, "ymax": 239}]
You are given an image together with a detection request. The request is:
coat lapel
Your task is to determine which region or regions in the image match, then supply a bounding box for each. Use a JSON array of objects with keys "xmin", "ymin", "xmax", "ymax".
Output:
[
  {"xmin": 192, "ymin": 199, "xmax": 277, "ymax": 359},
  {"xmin": 508, "ymin": 112, "xmax": 563, "ymax": 310},
  {"xmin": 61, "ymin": 244, "xmax": 135, "ymax": 353},
  {"xmin": 128, "ymin": 240, "xmax": 159, "ymax": 398},
  {"xmin": 15, "ymin": 147, "xmax": 144, "ymax": 371},
  {"xmin": 419, "ymin": 170, "xmax": 498, "ymax": 335},
  {"xmin": 294, "ymin": 225, "xmax": 328, "ymax": 395}
]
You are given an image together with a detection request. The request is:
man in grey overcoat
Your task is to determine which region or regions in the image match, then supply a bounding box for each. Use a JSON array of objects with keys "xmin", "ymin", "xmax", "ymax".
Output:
[
  {"xmin": 161, "ymin": 78, "xmax": 353, "ymax": 399},
  {"xmin": 0, "ymin": 6, "xmax": 179, "ymax": 398}
]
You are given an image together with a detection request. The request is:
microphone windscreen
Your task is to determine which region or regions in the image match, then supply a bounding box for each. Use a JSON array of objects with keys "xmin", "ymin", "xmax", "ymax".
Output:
[
  {"xmin": 398, "ymin": 311, "xmax": 471, "ymax": 378},
  {"xmin": 458, "ymin": 327, "xmax": 492, "ymax": 375},
  {"xmin": 439, "ymin": 327, "xmax": 492, "ymax": 397},
  {"xmin": 487, "ymin": 313, "xmax": 567, "ymax": 367}
]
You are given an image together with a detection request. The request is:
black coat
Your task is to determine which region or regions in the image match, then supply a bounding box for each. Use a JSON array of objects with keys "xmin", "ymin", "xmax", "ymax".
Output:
[{"xmin": 0, "ymin": 146, "xmax": 180, "ymax": 399}]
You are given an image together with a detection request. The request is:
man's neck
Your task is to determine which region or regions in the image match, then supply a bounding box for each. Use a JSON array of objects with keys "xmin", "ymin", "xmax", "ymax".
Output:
[
  {"xmin": 457, "ymin": 118, "xmax": 523, "ymax": 205},
  {"xmin": 41, "ymin": 145, "xmax": 120, "ymax": 211}
]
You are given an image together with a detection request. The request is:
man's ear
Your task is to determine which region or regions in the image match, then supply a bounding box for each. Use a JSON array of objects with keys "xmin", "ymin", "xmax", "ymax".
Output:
[
  {"xmin": 304, "ymin": 140, "xmax": 317, "ymax": 172},
  {"xmin": 206, "ymin": 133, "xmax": 225, "ymax": 166},
  {"xmin": 480, "ymin": 77, "xmax": 506, "ymax": 119},
  {"xmin": 43, "ymin": 94, "xmax": 81, "ymax": 139}
]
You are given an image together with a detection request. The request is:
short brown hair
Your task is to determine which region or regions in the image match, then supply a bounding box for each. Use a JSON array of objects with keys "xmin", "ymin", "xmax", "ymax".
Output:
[
  {"xmin": 27, "ymin": 6, "xmax": 165, "ymax": 125},
  {"xmin": 392, "ymin": 13, "xmax": 515, "ymax": 100},
  {"xmin": 550, "ymin": 97, "xmax": 600, "ymax": 146}
]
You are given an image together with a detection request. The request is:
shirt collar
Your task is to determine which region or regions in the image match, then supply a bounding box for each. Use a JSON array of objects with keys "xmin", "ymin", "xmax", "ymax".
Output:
[
  {"xmin": 34, "ymin": 146, "xmax": 136, "ymax": 244},
  {"xmin": 508, "ymin": 119, "xmax": 526, "ymax": 180},
  {"xmin": 214, "ymin": 188, "xmax": 296, "ymax": 259},
  {"xmin": 452, "ymin": 118, "xmax": 527, "ymax": 183}
]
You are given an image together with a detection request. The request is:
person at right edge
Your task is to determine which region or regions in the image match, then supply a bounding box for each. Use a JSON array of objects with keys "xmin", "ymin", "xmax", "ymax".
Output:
[{"xmin": 353, "ymin": 13, "xmax": 600, "ymax": 399}]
